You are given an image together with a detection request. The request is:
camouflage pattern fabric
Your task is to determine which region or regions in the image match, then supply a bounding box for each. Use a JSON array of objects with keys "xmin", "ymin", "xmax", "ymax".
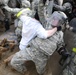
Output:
[
  {"xmin": 38, "ymin": 0, "xmax": 54, "ymax": 27},
  {"xmin": 3, "ymin": 0, "xmax": 65, "ymax": 74},
  {"xmin": 11, "ymin": 30, "xmax": 64, "ymax": 74},
  {"xmin": 38, "ymin": 0, "xmax": 63, "ymax": 26},
  {"xmin": 57, "ymin": 0, "xmax": 63, "ymax": 5},
  {"xmin": 63, "ymin": 53, "xmax": 76, "ymax": 75},
  {"xmin": 10, "ymin": 11, "xmax": 65, "ymax": 74},
  {"xmin": 10, "ymin": 0, "xmax": 65, "ymax": 74},
  {"xmin": 63, "ymin": 18, "xmax": 76, "ymax": 75}
]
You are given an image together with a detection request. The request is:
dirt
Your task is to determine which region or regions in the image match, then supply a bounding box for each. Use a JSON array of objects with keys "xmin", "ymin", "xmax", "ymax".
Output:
[{"xmin": 0, "ymin": 25, "xmax": 62, "ymax": 75}]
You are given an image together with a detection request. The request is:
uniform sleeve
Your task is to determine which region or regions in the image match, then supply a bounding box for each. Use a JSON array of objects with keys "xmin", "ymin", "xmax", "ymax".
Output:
[{"xmin": 4, "ymin": 6, "xmax": 21, "ymax": 14}]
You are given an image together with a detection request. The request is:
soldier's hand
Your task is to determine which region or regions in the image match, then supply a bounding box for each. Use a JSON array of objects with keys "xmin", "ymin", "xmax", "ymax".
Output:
[{"xmin": 57, "ymin": 26, "xmax": 62, "ymax": 31}]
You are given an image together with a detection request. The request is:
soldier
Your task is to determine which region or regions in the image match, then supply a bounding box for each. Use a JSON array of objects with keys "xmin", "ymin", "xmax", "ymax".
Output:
[
  {"xmin": 9, "ymin": 11, "xmax": 68, "ymax": 75},
  {"xmin": 53, "ymin": 1, "xmax": 76, "ymax": 75},
  {"xmin": 53, "ymin": 2, "xmax": 72, "ymax": 21},
  {"xmin": 3, "ymin": 0, "xmax": 70, "ymax": 75},
  {"xmin": 62, "ymin": 18, "xmax": 76, "ymax": 75}
]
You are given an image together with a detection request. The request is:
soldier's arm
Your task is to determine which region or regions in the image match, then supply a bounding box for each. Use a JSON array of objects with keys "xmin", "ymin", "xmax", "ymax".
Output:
[
  {"xmin": 4, "ymin": 6, "xmax": 21, "ymax": 14},
  {"xmin": 53, "ymin": 2, "xmax": 72, "ymax": 12},
  {"xmin": 46, "ymin": 27, "xmax": 57, "ymax": 38},
  {"xmin": 53, "ymin": 3, "xmax": 66, "ymax": 11}
]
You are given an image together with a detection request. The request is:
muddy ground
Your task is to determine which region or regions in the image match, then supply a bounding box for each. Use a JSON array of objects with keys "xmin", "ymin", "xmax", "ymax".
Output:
[{"xmin": 0, "ymin": 25, "xmax": 62, "ymax": 75}]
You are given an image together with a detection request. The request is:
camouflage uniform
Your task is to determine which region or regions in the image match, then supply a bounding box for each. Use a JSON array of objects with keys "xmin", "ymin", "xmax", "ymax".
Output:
[
  {"xmin": 31, "ymin": 0, "xmax": 40, "ymax": 10},
  {"xmin": 0, "ymin": 0, "xmax": 9, "ymax": 5},
  {"xmin": 4, "ymin": 0, "xmax": 66, "ymax": 74},
  {"xmin": 11, "ymin": 29, "xmax": 64, "ymax": 74},
  {"xmin": 10, "ymin": 10, "xmax": 67, "ymax": 74},
  {"xmin": 62, "ymin": 53, "xmax": 76, "ymax": 75},
  {"xmin": 1, "ymin": 0, "xmax": 19, "ymax": 22},
  {"xmin": 63, "ymin": 18, "xmax": 76, "ymax": 75},
  {"xmin": 53, "ymin": 2, "xmax": 72, "ymax": 13},
  {"xmin": 55, "ymin": 0, "xmax": 63, "ymax": 5}
]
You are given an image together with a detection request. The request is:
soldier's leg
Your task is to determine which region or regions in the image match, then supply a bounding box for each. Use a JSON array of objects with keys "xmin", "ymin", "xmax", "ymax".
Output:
[
  {"xmin": 36, "ymin": 63, "xmax": 46, "ymax": 75},
  {"xmin": 10, "ymin": 50, "xmax": 32, "ymax": 74},
  {"xmin": 34, "ymin": 57, "xmax": 47, "ymax": 75},
  {"xmin": 33, "ymin": 53, "xmax": 48, "ymax": 75}
]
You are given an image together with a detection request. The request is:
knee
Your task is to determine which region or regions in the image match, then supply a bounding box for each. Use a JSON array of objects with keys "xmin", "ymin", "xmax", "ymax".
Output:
[{"xmin": 10, "ymin": 57, "xmax": 16, "ymax": 68}]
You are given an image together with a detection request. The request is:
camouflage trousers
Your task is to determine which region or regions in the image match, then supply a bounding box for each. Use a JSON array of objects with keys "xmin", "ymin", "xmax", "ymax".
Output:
[{"xmin": 10, "ymin": 48, "xmax": 48, "ymax": 74}]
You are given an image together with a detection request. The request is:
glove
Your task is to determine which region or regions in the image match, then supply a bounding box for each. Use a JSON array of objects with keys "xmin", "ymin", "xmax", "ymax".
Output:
[{"xmin": 57, "ymin": 26, "xmax": 62, "ymax": 31}]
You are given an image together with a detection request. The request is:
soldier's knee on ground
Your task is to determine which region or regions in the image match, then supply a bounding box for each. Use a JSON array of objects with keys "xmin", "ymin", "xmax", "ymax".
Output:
[{"xmin": 10, "ymin": 58, "xmax": 23, "ymax": 73}]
